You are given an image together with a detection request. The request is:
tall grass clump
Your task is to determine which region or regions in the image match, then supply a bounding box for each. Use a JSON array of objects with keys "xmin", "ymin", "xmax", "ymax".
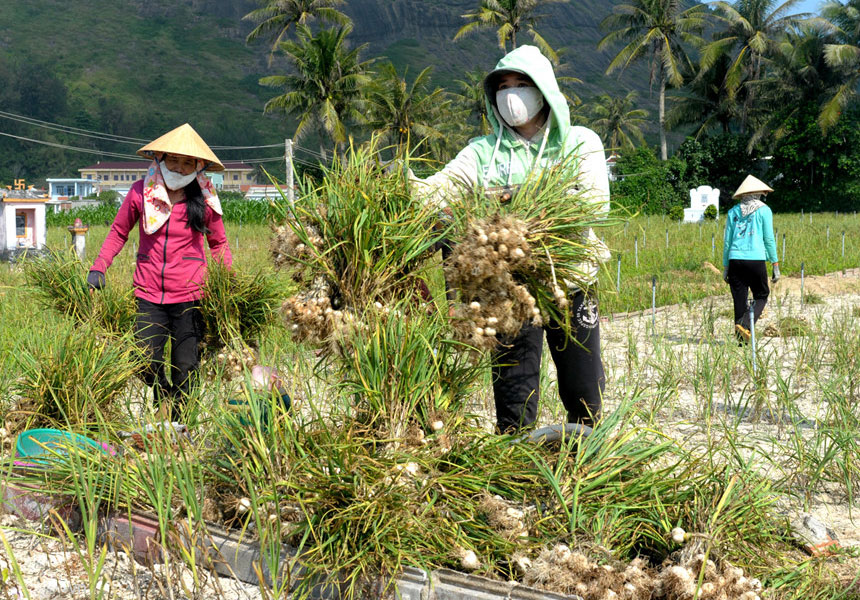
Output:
[
  {"xmin": 334, "ymin": 301, "xmax": 485, "ymax": 436},
  {"xmin": 445, "ymin": 154, "xmax": 618, "ymax": 349},
  {"xmin": 13, "ymin": 324, "xmax": 144, "ymax": 428},
  {"xmin": 197, "ymin": 260, "xmax": 283, "ymax": 355},
  {"xmin": 269, "ymin": 141, "xmax": 484, "ymax": 434},
  {"xmin": 201, "ymin": 399, "xmax": 798, "ymax": 600},
  {"xmin": 22, "ymin": 249, "xmax": 137, "ymax": 336}
]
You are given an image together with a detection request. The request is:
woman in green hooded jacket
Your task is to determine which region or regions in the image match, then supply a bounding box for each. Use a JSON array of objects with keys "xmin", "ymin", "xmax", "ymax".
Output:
[{"xmin": 413, "ymin": 45, "xmax": 609, "ymax": 433}]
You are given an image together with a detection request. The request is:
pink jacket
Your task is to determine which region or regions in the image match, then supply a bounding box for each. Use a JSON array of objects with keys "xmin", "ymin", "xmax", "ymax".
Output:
[{"xmin": 92, "ymin": 180, "xmax": 233, "ymax": 304}]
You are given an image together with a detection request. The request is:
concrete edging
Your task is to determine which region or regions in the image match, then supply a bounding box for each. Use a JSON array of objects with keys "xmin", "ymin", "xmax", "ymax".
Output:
[
  {"xmin": 2, "ymin": 477, "xmax": 584, "ymax": 599},
  {"xmin": 95, "ymin": 512, "xmax": 582, "ymax": 599}
]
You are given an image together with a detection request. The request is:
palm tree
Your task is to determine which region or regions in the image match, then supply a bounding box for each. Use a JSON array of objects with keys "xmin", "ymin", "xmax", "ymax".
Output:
[
  {"xmin": 259, "ymin": 25, "xmax": 371, "ymax": 160},
  {"xmin": 667, "ymin": 53, "xmax": 739, "ymax": 136},
  {"xmin": 451, "ymin": 69, "xmax": 492, "ymax": 136},
  {"xmin": 244, "ymin": 0, "xmax": 352, "ymax": 62},
  {"xmin": 700, "ymin": 0, "xmax": 812, "ymax": 133},
  {"xmin": 599, "ymin": 0, "xmax": 707, "ymax": 160},
  {"xmin": 821, "ymin": 0, "xmax": 860, "ymax": 128},
  {"xmin": 454, "ymin": 0, "xmax": 570, "ymax": 64},
  {"xmin": 363, "ymin": 64, "xmax": 453, "ymax": 154},
  {"xmin": 754, "ymin": 21, "xmax": 841, "ymax": 142},
  {"xmin": 586, "ymin": 91, "xmax": 649, "ymax": 150}
]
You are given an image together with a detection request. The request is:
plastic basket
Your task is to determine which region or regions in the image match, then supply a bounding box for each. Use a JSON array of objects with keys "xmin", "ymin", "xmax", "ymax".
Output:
[{"xmin": 15, "ymin": 428, "xmax": 106, "ymax": 462}]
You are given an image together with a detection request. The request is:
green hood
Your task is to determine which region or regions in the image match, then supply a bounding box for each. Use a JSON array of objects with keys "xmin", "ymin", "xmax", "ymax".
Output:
[{"xmin": 483, "ymin": 45, "xmax": 571, "ymax": 153}]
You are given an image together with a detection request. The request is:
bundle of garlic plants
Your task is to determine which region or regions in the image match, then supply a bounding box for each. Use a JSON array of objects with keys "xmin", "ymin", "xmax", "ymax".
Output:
[
  {"xmin": 270, "ymin": 141, "xmax": 483, "ymax": 437},
  {"xmin": 444, "ymin": 155, "xmax": 616, "ymax": 350},
  {"xmin": 271, "ymin": 141, "xmax": 452, "ymax": 349}
]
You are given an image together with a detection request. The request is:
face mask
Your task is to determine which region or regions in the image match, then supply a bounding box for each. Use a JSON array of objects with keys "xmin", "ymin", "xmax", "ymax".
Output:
[
  {"xmin": 159, "ymin": 161, "xmax": 198, "ymax": 191},
  {"xmin": 496, "ymin": 86, "xmax": 544, "ymax": 127}
]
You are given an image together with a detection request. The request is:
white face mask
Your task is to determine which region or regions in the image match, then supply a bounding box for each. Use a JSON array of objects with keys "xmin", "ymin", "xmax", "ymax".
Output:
[
  {"xmin": 496, "ymin": 86, "xmax": 544, "ymax": 127},
  {"xmin": 159, "ymin": 161, "xmax": 198, "ymax": 191}
]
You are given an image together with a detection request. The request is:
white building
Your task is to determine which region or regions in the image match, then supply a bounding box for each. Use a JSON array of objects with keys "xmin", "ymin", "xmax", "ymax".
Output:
[
  {"xmin": 244, "ymin": 185, "xmax": 285, "ymax": 201},
  {"xmin": 0, "ymin": 190, "xmax": 48, "ymax": 255},
  {"xmin": 45, "ymin": 178, "xmax": 99, "ymax": 213},
  {"xmin": 683, "ymin": 185, "xmax": 720, "ymax": 223},
  {"xmin": 46, "ymin": 178, "xmax": 98, "ymax": 202}
]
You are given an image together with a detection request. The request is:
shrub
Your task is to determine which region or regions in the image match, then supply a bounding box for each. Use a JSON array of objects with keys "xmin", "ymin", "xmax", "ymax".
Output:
[
  {"xmin": 220, "ymin": 195, "xmax": 280, "ymax": 224},
  {"xmin": 46, "ymin": 203, "xmax": 119, "ymax": 227},
  {"xmin": 668, "ymin": 205, "xmax": 684, "ymax": 221},
  {"xmin": 611, "ymin": 146, "xmax": 678, "ymax": 215},
  {"xmin": 704, "ymin": 204, "xmax": 718, "ymax": 220},
  {"xmin": 98, "ymin": 189, "xmax": 120, "ymax": 205}
]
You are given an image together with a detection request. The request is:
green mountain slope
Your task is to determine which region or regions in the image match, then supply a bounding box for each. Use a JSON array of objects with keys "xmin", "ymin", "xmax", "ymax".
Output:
[
  {"xmin": 343, "ymin": 0, "xmax": 649, "ymax": 98},
  {"xmin": 0, "ymin": 0, "xmax": 662, "ymax": 183}
]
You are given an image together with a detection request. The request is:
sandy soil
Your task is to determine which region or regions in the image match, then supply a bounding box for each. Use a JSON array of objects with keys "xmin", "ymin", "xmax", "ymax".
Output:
[
  {"xmin": 1, "ymin": 268, "xmax": 858, "ymax": 598},
  {"xmin": 599, "ymin": 268, "xmax": 860, "ymax": 551}
]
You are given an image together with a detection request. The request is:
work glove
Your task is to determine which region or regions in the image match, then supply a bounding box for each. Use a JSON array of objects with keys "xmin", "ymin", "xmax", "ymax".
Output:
[
  {"xmin": 771, "ymin": 263, "xmax": 781, "ymax": 283},
  {"xmin": 722, "ymin": 267, "xmax": 729, "ymax": 283},
  {"xmin": 87, "ymin": 270, "xmax": 105, "ymax": 290}
]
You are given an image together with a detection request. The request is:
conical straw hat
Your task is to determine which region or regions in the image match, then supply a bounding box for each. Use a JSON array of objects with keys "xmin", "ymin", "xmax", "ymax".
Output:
[
  {"xmin": 137, "ymin": 123, "xmax": 224, "ymax": 171},
  {"xmin": 732, "ymin": 174, "xmax": 773, "ymax": 198}
]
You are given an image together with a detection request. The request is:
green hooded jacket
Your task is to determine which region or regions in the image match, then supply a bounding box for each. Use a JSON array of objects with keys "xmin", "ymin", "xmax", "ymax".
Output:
[
  {"xmin": 469, "ymin": 45, "xmax": 603, "ymax": 198},
  {"xmin": 412, "ymin": 45, "xmax": 610, "ymax": 282}
]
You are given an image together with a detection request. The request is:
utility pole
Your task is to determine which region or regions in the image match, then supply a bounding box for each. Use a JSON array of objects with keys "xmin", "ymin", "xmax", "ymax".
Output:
[{"xmin": 285, "ymin": 138, "xmax": 295, "ymax": 206}]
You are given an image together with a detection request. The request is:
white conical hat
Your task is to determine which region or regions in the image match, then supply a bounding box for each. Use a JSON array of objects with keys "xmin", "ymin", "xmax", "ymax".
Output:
[
  {"xmin": 732, "ymin": 174, "xmax": 773, "ymax": 198},
  {"xmin": 137, "ymin": 123, "xmax": 224, "ymax": 171}
]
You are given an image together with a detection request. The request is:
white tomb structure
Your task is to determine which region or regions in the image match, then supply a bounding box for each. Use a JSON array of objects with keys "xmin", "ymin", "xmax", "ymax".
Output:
[
  {"xmin": 683, "ymin": 185, "xmax": 720, "ymax": 223},
  {"xmin": 0, "ymin": 190, "xmax": 48, "ymax": 255}
]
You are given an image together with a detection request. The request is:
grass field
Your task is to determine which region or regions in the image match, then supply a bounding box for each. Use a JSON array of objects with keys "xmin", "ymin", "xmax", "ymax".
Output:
[{"xmin": 599, "ymin": 212, "xmax": 860, "ymax": 315}]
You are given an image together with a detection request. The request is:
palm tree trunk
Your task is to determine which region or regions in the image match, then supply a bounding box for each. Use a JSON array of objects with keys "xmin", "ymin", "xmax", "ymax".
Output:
[
  {"xmin": 511, "ymin": 29, "xmax": 517, "ymax": 49},
  {"xmin": 659, "ymin": 72, "xmax": 667, "ymax": 161},
  {"xmin": 741, "ymin": 55, "xmax": 762, "ymax": 134}
]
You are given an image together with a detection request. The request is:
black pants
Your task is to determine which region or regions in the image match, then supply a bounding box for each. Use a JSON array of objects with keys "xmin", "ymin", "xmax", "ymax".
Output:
[
  {"xmin": 727, "ymin": 259, "xmax": 769, "ymax": 331},
  {"xmin": 135, "ymin": 298, "xmax": 203, "ymax": 418},
  {"xmin": 492, "ymin": 291, "xmax": 605, "ymax": 433}
]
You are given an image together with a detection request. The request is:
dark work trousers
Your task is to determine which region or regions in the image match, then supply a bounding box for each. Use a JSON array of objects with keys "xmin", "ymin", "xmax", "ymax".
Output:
[
  {"xmin": 492, "ymin": 291, "xmax": 605, "ymax": 434},
  {"xmin": 727, "ymin": 259, "xmax": 769, "ymax": 331},
  {"xmin": 135, "ymin": 298, "xmax": 203, "ymax": 419}
]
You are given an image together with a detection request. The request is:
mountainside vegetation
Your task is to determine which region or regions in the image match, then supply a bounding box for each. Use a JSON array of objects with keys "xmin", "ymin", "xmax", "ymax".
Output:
[
  {"xmin": 0, "ymin": 0, "xmax": 649, "ymax": 184},
  {"xmin": 4, "ymin": 0, "xmax": 860, "ymax": 214}
]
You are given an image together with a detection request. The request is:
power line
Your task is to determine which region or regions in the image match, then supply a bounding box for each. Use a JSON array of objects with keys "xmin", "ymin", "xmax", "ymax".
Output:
[
  {"xmin": 0, "ymin": 125, "xmax": 639, "ymax": 177},
  {"xmin": 0, "ymin": 110, "xmax": 149, "ymax": 144},
  {"xmin": 210, "ymin": 142, "xmax": 284, "ymax": 150},
  {"xmin": 0, "ymin": 130, "xmax": 140, "ymax": 159},
  {"xmin": 0, "ymin": 109, "xmax": 354, "ymax": 165},
  {"xmin": 0, "ymin": 126, "xmax": 291, "ymax": 164},
  {"xmin": 0, "ymin": 109, "xmax": 285, "ymax": 150}
]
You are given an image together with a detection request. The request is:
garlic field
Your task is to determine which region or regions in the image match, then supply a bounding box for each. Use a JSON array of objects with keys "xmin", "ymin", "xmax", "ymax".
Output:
[{"xmin": 0, "ymin": 204, "xmax": 858, "ymax": 600}]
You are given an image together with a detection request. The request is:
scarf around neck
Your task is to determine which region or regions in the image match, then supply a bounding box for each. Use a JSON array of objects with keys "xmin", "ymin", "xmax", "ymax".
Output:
[
  {"xmin": 142, "ymin": 160, "xmax": 223, "ymax": 235},
  {"xmin": 739, "ymin": 194, "xmax": 765, "ymax": 218}
]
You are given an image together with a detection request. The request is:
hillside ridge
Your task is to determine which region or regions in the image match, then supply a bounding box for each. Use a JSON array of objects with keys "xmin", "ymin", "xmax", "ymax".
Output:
[{"xmin": 0, "ymin": 0, "xmax": 656, "ymax": 182}]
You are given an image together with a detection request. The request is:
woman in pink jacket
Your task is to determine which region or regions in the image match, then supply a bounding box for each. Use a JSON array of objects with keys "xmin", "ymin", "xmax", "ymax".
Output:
[{"xmin": 87, "ymin": 124, "xmax": 233, "ymax": 419}]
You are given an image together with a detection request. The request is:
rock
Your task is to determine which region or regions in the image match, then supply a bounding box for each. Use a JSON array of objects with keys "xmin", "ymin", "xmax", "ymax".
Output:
[{"xmin": 789, "ymin": 512, "xmax": 841, "ymax": 556}]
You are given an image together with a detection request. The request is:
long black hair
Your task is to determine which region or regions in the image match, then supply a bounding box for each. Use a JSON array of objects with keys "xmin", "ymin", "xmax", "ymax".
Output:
[{"xmin": 182, "ymin": 178, "xmax": 209, "ymax": 234}]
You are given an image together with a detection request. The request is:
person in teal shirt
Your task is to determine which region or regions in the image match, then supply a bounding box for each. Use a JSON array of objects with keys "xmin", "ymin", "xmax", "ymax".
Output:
[{"xmin": 722, "ymin": 175, "xmax": 780, "ymax": 342}]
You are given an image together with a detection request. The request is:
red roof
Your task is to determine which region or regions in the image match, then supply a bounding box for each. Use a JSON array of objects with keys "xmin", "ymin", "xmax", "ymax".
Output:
[{"xmin": 80, "ymin": 161, "xmax": 254, "ymax": 170}]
